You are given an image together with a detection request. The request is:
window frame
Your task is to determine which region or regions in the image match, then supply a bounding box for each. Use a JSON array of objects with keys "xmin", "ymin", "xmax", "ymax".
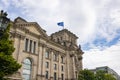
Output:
[
  {"xmin": 61, "ymin": 65, "xmax": 64, "ymax": 71},
  {"xmin": 54, "ymin": 64, "xmax": 57, "ymax": 70},
  {"xmin": 45, "ymin": 71, "xmax": 49, "ymax": 79},
  {"xmin": 46, "ymin": 62, "xmax": 49, "ymax": 68},
  {"xmin": 45, "ymin": 51, "xmax": 49, "ymax": 58},
  {"xmin": 33, "ymin": 41, "xmax": 36, "ymax": 53},
  {"xmin": 25, "ymin": 38, "xmax": 29, "ymax": 51},
  {"xmin": 53, "ymin": 54, "xmax": 57, "ymax": 61},
  {"xmin": 61, "ymin": 56, "xmax": 64, "ymax": 63}
]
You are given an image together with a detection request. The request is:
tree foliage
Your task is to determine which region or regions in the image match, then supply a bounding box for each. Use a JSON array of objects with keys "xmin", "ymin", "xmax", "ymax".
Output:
[
  {"xmin": 95, "ymin": 70, "xmax": 106, "ymax": 80},
  {"xmin": 78, "ymin": 69, "xmax": 116, "ymax": 80},
  {"xmin": 78, "ymin": 69, "xmax": 95, "ymax": 80},
  {"xmin": 0, "ymin": 24, "xmax": 21, "ymax": 80},
  {"xmin": 95, "ymin": 70, "xmax": 116, "ymax": 80},
  {"xmin": 104, "ymin": 74, "xmax": 116, "ymax": 80}
]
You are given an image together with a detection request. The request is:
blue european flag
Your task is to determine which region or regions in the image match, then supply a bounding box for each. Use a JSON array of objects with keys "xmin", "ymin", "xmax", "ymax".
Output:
[{"xmin": 57, "ymin": 22, "xmax": 64, "ymax": 27}]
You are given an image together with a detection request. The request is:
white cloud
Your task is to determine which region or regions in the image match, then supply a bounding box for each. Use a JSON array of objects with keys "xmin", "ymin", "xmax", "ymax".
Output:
[
  {"xmin": 0, "ymin": 0, "xmax": 120, "ymax": 75},
  {"xmin": 111, "ymin": 9, "xmax": 120, "ymax": 25},
  {"xmin": 1, "ymin": 0, "xmax": 97, "ymax": 40},
  {"xmin": 83, "ymin": 41, "xmax": 120, "ymax": 75}
]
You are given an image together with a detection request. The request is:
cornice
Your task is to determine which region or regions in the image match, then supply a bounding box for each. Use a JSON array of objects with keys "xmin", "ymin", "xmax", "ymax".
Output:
[
  {"xmin": 51, "ymin": 29, "xmax": 78, "ymax": 39},
  {"xmin": 39, "ymin": 41, "xmax": 66, "ymax": 55},
  {"xmin": 10, "ymin": 31, "xmax": 25, "ymax": 40},
  {"xmin": 14, "ymin": 22, "xmax": 48, "ymax": 38},
  {"xmin": 47, "ymin": 39, "xmax": 66, "ymax": 50},
  {"xmin": 38, "ymin": 42, "xmax": 47, "ymax": 48}
]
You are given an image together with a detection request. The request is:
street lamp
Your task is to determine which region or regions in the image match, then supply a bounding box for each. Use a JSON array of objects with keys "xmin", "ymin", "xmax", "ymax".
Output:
[{"xmin": 0, "ymin": 10, "xmax": 10, "ymax": 37}]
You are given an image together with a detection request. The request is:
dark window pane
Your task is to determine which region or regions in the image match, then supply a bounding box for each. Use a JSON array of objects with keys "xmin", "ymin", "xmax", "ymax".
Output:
[
  {"xmin": 54, "ymin": 72, "xmax": 57, "ymax": 80},
  {"xmin": 25, "ymin": 38, "xmax": 28, "ymax": 51},
  {"xmin": 29, "ymin": 40, "xmax": 32, "ymax": 52},
  {"xmin": 33, "ymin": 42, "xmax": 36, "ymax": 53},
  {"xmin": 46, "ymin": 71, "xmax": 49, "ymax": 79}
]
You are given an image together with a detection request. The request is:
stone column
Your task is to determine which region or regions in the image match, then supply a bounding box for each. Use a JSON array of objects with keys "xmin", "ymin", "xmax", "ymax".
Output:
[
  {"xmin": 58, "ymin": 52, "xmax": 61, "ymax": 80},
  {"xmin": 32, "ymin": 63, "xmax": 37, "ymax": 80},
  {"xmin": 14, "ymin": 34, "xmax": 25, "ymax": 79},
  {"xmin": 72, "ymin": 56, "xmax": 76, "ymax": 80},
  {"xmin": 50, "ymin": 50, "xmax": 53, "ymax": 80},
  {"xmin": 41, "ymin": 44, "xmax": 46, "ymax": 80},
  {"xmin": 14, "ymin": 36, "xmax": 21, "ymax": 61},
  {"xmin": 36, "ymin": 42, "xmax": 43, "ymax": 80},
  {"xmin": 31, "ymin": 40, "xmax": 34, "ymax": 53},
  {"xmin": 15, "ymin": 34, "xmax": 25, "ymax": 62},
  {"xmin": 66, "ymin": 51, "xmax": 70, "ymax": 80}
]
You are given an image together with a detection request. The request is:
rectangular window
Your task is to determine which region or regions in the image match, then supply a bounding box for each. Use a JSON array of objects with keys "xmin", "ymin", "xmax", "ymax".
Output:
[
  {"xmin": 25, "ymin": 38, "xmax": 29, "ymax": 51},
  {"xmin": 33, "ymin": 41, "xmax": 36, "ymax": 53},
  {"xmin": 61, "ymin": 74, "xmax": 64, "ymax": 80},
  {"xmin": 54, "ymin": 72, "xmax": 56, "ymax": 80},
  {"xmin": 61, "ymin": 56, "xmax": 64, "ymax": 63},
  {"xmin": 29, "ymin": 40, "xmax": 32, "ymax": 52},
  {"xmin": 45, "ymin": 51, "xmax": 49, "ymax": 58},
  {"xmin": 61, "ymin": 65, "xmax": 64, "ymax": 71},
  {"xmin": 53, "ymin": 54, "xmax": 57, "ymax": 61},
  {"xmin": 46, "ymin": 71, "xmax": 49, "ymax": 79},
  {"xmin": 46, "ymin": 62, "xmax": 49, "ymax": 68},
  {"xmin": 54, "ymin": 64, "xmax": 57, "ymax": 70}
]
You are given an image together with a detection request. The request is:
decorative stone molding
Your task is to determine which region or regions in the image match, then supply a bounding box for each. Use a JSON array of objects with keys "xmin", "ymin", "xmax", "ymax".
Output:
[
  {"xmin": 78, "ymin": 56, "xmax": 82, "ymax": 60},
  {"xmin": 38, "ymin": 75, "xmax": 45, "ymax": 77},
  {"xmin": 23, "ymin": 50, "xmax": 38, "ymax": 56},
  {"xmin": 5, "ymin": 72, "xmax": 23, "ymax": 80},
  {"xmin": 38, "ymin": 42, "xmax": 46, "ymax": 47},
  {"xmin": 10, "ymin": 32, "xmax": 25, "ymax": 40},
  {"xmin": 69, "ymin": 51, "xmax": 75, "ymax": 57},
  {"xmin": 14, "ymin": 22, "xmax": 48, "ymax": 38}
]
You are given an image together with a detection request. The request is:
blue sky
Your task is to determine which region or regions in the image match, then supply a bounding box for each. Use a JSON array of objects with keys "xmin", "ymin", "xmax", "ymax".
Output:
[{"xmin": 0, "ymin": 0, "xmax": 120, "ymax": 75}]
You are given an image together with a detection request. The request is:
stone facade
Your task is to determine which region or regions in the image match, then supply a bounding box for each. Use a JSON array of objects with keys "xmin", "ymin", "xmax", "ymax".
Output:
[{"xmin": 9, "ymin": 17, "xmax": 83, "ymax": 80}]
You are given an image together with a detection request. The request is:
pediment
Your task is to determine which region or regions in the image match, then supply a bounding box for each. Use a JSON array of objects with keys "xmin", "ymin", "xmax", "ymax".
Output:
[
  {"xmin": 14, "ymin": 17, "xmax": 27, "ymax": 23},
  {"xmin": 14, "ymin": 17, "xmax": 48, "ymax": 38},
  {"xmin": 26, "ymin": 22, "xmax": 48, "ymax": 38}
]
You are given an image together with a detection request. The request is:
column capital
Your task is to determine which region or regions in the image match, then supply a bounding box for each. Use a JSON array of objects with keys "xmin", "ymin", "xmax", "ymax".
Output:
[{"xmin": 38, "ymin": 42, "xmax": 46, "ymax": 48}]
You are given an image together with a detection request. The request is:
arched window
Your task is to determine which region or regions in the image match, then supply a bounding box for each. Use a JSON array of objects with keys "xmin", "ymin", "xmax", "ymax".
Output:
[{"xmin": 22, "ymin": 58, "xmax": 32, "ymax": 80}]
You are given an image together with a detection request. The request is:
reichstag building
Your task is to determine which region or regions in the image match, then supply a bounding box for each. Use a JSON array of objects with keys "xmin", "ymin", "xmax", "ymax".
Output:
[{"xmin": 9, "ymin": 17, "xmax": 83, "ymax": 80}]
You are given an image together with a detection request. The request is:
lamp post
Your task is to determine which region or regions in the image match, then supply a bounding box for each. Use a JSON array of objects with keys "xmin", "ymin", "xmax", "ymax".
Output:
[{"xmin": 0, "ymin": 10, "xmax": 10, "ymax": 38}]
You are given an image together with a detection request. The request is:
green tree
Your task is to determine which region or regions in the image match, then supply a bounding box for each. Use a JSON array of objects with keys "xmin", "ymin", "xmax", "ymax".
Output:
[
  {"xmin": 0, "ymin": 24, "xmax": 21, "ymax": 80},
  {"xmin": 95, "ymin": 70, "xmax": 106, "ymax": 80},
  {"xmin": 78, "ymin": 69, "xmax": 116, "ymax": 80},
  {"xmin": 104, "ymin": 74, "xmax": 116, "ymax": 80},
  {"xmin": 95, "ymin": 70, "xmax": 116, "ymax": 80},
  {"xmin": 78, "ymin": 69, "xmax": 95, "ymax": 80}
]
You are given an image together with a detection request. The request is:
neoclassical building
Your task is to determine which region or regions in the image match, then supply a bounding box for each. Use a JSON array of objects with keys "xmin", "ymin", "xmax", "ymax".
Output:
[{"xmin": 9, "ymin": 17, "xmax": 83, "ymax": 80}]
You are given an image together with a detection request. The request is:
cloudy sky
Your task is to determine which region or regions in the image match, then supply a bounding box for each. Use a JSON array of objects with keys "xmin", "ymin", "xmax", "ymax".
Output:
[{"xmin": 0, "ymin": 0, "xmax": 120, "ymax": 75}]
